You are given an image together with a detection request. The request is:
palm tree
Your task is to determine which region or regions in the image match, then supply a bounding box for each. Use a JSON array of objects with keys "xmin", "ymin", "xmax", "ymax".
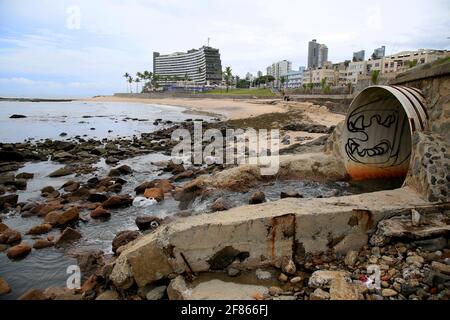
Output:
[
  {"xmin": 123, "ymin": 72, "xmax": 130, "ymax": 93},
  {"xmin": 223, "ymin": 67, "xmax": 232, "ymax": 92},
  {"xmin": 135, "ymin": 78, "xmax": 141, "ymax": 93},
  {"xmin": 128, "ymin": 76, "xmax": 134, "ymax": 93},
  {"xmin": 279, "ymin": 76, "xmax": 286, "ymax": 90},
  {"xmin": 152, "ymin": 74, "xmax": 160, "ymax": 90}
]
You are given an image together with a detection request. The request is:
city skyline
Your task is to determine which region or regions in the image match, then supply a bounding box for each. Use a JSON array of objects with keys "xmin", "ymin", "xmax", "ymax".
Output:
[{"xmin": 0, "ymin": 0, "xmax": 449, "ymax": 96}]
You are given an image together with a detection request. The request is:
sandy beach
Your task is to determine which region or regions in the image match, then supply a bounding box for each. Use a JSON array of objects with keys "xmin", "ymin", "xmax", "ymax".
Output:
[{"xmin": 82, "ymin": 96, "xmax": 344, "ymax": 126}]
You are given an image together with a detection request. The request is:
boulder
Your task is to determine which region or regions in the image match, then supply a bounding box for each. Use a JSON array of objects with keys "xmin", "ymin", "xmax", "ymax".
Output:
[
  {"xmin": 134, "ymin": 181, "xmax": 155, "ymax": 195},
  {"xmin": 0, "ymin": 277, "xmax": 11, "ymax": 295},
  {"xmin": 87, "ymin": 193, "xmax": 109, "ymax": 203},
  {"xmin": 135, "ymin": 216, "xmax": 162, "ymax": 231},
  {"xmin": 33, "ymin": 239, "xmax": 54, "ymax": 249},
  {"xmin": 44, "ymin": 211, "xmax": 61, "ymax": 226},
  {"xmin": 164, "ymin": 160, "xmax": 185, "ymax": 174},
  {"xmin": 36, "ymin": 203, "xmax": 63, "ymax": 216},
  {"xmin": 108, "ymin": 165, "xmax": 132, "ymax": 176},
  {"xmin": 329, "ymin": 276, "xmax": 362, "ymax": 300},
  {"xmin": 308, "ymin": 270, "xmax": 351, "ymax": 289},
  {"xmin": 280, "ymin": 191, "xmax": 303, "ymax": 199},
  {"xmin": 72, "ymin": 250, "xmax": 105, "ymax": 278},
  {"xmin": 0, "ymin": 229, "xmax": 21, "ymax": 244},
  {"xmin": 48, "ymin": 167, "xmax": 74, "ymax": 177},
  {"xmin": 210, "ymin": 197, "xmax": 230, "ymax": 212},
  {"xmin": 57, "ymin": 207, "xmax": 79, "ymax": 226},
  {"xmin": 145, "ymin": 286, "xmax": 167, "ymax": 300},
  {"xmin": 55, "ymin": 227, "xmax": 81, "ymax": 246},
  {"xmin": 310, "ymin": 288, "xmax": 330, "ymax": 300},
  {"xmin": 18, "ymin": 289, "xmax": 48, "ymax": 300},
  {"xmin": 16, "ymin": 172, "xmax": 34, "ymax": 180},
  {"xmin": 144, "ymin": 188, "xmax": 164, "ymax": 202},
  {"xmin": 155, "ymin": 179, "xmax": 173, "ymax": 193},
  {"xmin": 102, "ymin": 195, "xmax": 133, "ymax": 209},
  {"xmin": 7, "ymin": 242, "xmax": 32, "ymax": 260},
  {"xmin": 90, "ymin": 206, "xmax": 111, "ymax": 219},
  {"xmin": 281, "ymin": 258, "xmax": 296, "ymax": 275},
  {"xmin": 96, "ymin": 290, "xmax": 119, "ymax": 300},
  {"xmin": 43, "ymin": 286, "xmax": 81, "ymax": 300},
  {"xmin": 112, "ymin": 230, "xmax": 140, "ymax": 254},
  {"xmin": 0, "ymin": 172, "xmax": 15, "ymax": 185},
  {"xmin": 167, "ymin": 276, "xmax": 191, "ymax": 300},
  {"xmin": 62, "ymin": 180, "xmax": 80, "ymax": 192},
  {"xmin": 26, "ymin": 223, "xmax": 52, "ymax": 235},
  {"xmin": 0, "ymin": 194, "xmax": 18, "ymax": 209},
  {"xmin": 0, "ymin": 150, "xmax": 24, "ymax": 161},
  {"xmin": 249, "ymin": 191, "xmax": 265, "ymax": 204}
]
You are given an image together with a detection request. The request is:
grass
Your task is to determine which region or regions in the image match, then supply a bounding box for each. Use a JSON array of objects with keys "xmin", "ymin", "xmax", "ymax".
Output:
[{"xmin": 203, "ymin": 88, "xmax": 276, "ymax": 97}]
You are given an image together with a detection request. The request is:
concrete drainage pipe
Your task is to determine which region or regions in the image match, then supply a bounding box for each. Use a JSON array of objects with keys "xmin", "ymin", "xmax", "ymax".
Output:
[{"xmin": 342, "ymin": 85, "xmax": 428, "ymax": 181}]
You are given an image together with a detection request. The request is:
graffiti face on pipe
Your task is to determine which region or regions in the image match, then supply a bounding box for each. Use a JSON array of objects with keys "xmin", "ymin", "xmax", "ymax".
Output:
[{"xmin": 344, "ymin": 102, "xmax": 411, "ymax": 179}]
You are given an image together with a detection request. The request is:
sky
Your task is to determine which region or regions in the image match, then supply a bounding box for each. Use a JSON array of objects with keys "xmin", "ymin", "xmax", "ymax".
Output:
[{"xmin": 0, "ymin": 0, "xmax": 449, "ymax": 97}]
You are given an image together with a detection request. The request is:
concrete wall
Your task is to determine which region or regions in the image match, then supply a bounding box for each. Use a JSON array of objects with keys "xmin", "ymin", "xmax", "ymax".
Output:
[{"xmin": 113, "ymin": 92, "xmax": 278, "ymax": 100}]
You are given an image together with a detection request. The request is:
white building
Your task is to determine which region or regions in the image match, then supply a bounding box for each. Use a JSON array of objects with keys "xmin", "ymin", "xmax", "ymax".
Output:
[
  {"xmin": 281, "ymin": 67, "xmax": 305, "ymax": 88},
  {"xmin": 266, "ymin": 60, "xmax": 292, "ymax": 86}
]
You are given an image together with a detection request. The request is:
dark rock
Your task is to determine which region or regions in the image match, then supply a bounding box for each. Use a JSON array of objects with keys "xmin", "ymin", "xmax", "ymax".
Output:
[
  {"xmin": 172, "ymin": 170, "xmax": 194, "ymax": 181},
  {"xmin": 280, "ymin": 191, "xmax": 303, "ymax": 199},
  {"xmin": 413, "ymin": 237, "xmax": 447, "ymax": 251},
  {"xmin": 105, "ymin": 156, "xmax": 119, "ymax": 164},
  {"xmin": 87, "ymin": 193, "xmax": 108, "ymax": 203},
  {"xmin": 0, "ymin": 229, "xmax": 21, "ymax": 244},
  {"xmin": 134, "ymin": 181, "xmax": 155, "ymax": 194},
  {"xmin": 7, "ymin": 242, "xmax": 32, "ymax": 260},
  {"xmin": 0, "ymin": 194, "xmax": 18, "ymax": 209},
  {"xmin": 33, "ymin": 238, "xmax": 54, "ymax": 249},
  {"xmin": 26, "ymin": 223, "xmax": 52, "ymax": 235},
  {"xmin": 18, "ymin": 289, "xmax": 48, "ymax": 300},
  {"xmin": 57, "ymin": 207, "xmax": 79, "ymax": 226},
  {"xmin": 106, "ymin": 183, "xmax": 122, "ymax": 193},
  {"xmin": 55, "ymin": 227, "xmax": 81, "ymax": 246},
  {"xmin": 9, "ymin": 114, "xmax": 27, "ymax": 118},
  {"xmin": 210, "ymin": 197, "xmax": 230, "ymax": 212},
  {"xmin": 90, "ymin": 206, "xmax": 111, "ymax": 219},
  {"xmin": 135, "ymin": 216, "xmax": 162, "ymax": 231},
  {"xmin": 62, "ymin": 180, "xmax": 80, "ymax": 192},
  {"xmin": 102, "ymin": 195, "xmax": 133, "ymax": 209},
  {"xmin": 249, "ymin": 191, "xmax": 266, "ymax": 204},
  {"xmin": 72, "ymin": 250, "xmax": 105, "ymax": 279},
  {"xmin": 208, "ymin": 246, "xmax": 240, "ymax": 270},
  {"xmin": 0, "ymin": 172, "xmax": 15, "ymax": 185},
  {"xmin": 41, "ymin": 186, "xmax": 56, "ymax": 194},
  {"xmin": 16, "ymin": 172, "xmax": 34, "ymax": 180},
  {"xmin": 112, "ymin": 230, "xmax": 140, "ymax": 254},
  {"xmin": 164, "ymin": 160, "xmax": 185, "ymax": 174}
]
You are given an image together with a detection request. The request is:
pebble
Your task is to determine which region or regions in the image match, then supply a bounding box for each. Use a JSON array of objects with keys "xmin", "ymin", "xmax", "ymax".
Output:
[
  {"xmin": 278, "ymin": 273, "xmax": 288, "ymax": 282},
  {"xmin": 381, "ymin": 288, "xmax": 398, "ymax": 297},
  {"xmin": 290, "ymin": 276, "xmax": 302, "ymax": 284},
  {"xmin": 255, "ymin": 269, "xmax": 271, "ymax": 280}
]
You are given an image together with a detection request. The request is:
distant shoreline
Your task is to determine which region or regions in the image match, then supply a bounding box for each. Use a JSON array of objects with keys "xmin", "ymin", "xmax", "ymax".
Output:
[{"xmin": 0, "ymin": 97, "xmax": 73, "ymax": 102}]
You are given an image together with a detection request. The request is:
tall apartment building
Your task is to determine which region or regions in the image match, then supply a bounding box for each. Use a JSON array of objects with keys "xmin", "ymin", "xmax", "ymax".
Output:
[
  {"xmin": 153, "ymin": 46, "xmax": 222, "ymax": 85},
  {"xmin": 372, "ymin": 46, "xmax": 386, "ymax": 59},
  {"xmin": 353, "ymin": 50, "xmax": 365, "ymax": 62},
  {"xmin": 280, "ymin": 67, "xmax": 305, "ymax": 88},
  {"xmin": 308, "ymin": 39, "xmax": 328, "ymax": 69},
  {"xmin": 266, "ymin": 60, "xmax": 292, "ymax": 86}
]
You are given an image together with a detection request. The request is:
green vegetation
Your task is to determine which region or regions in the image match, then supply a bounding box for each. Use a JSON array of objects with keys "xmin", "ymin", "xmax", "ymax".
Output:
[
  {"xmin": 204, "ymin": 88, "xmax": 276, "ymax": 96},
  {"xmin": 223, "ymin": 66, "xmax": 233, "ymax": 92},
  {"xmin": 408, "ymin": 60, "xmax": 418, "ymax": 68},
  {"xmin": 371, "ymin": 70, "xmax": 380, "ymax": 85}
]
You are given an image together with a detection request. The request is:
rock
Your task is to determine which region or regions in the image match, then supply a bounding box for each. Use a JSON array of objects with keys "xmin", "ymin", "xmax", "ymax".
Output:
[
  {"xmin": 14, "ymin": 179, "xmax": 27, "ymax": 190},
  {"xmin": 57, "ymin": 207, "xmax": 79, "ymax": 226},
  {"xmin": 281, "ymin": 258, "xmax": 296, "ymax": 275},
  {"xmin": 333, "ymin": 231, "xmax": 368, "ymax": 254},
  {"xmin": 7, "ymin": 242, "xmax": 32, "ymax": 260},
  {"xmin": 105, "ymin": 156, "xmax": 119, "ymax": 164},
  {"xmin": 10, "ymin": 114, "xmax": 27, "ymax": 118},
  {"xmin": 135, "ymin": 216, "xmax": 162, "ymax": 231},
  {"xmin": 96, "ymin": 290, "xmax": 119, "ymax": 300},
  {"xmin": 210, "ymin": 197, "xmax": 230, "ymax": 212},
  {"xmin": 227, "ymin": 267, "xmax": 241, "ymax": 277},
  {"xmin": 406, "ymin": 255, "xmax": 424, "ymax": 265},
  {"xmin": 381, "ymin": 288, "xmax": 398, "ymax": 297},
  {"xmin": 290, "ymin": 276, "xmax": 302, "ymax": 284},
  {"xmin": 0, "ymin": 244, "xmax": 8, "ymax": 252},
  {"xmin": 0, "ymin": 194, "xmax": 18, "ymax": 209},
  {"xmin": 167, "ymin": 276, "xmax": 191, "ymax": 300},
  {"xmin": 310, "ymin": 288, "xmax": 330, "ymax": 300},
  {"xmin": 0, "ymin": 151, "xmax": 24, "ymax": 162},
  {"xmin": 255, "ymin": 269, "xmax": 272, "ymax": 280},
  {"xmin": 164, "ymin": 160, "xmax": 185, "ymax": 174},
  {"xmin": 144, "ymin": 188, "xmax": 164, "ymax": 202},
  {"xmin": 44, "ymin": 211, "xmax": 61, "ymax": 226},
  {"xmin": 109, "ymin": 165, "xmax": 132, "ymax": 176},
  {"xmin": 173, "ymin": 170, "xmax": 194, "ymax": 181},
  {"xmin": 87, "ymin": 193, "xmax": 109, "ymax": 203},
  {"xmin": 18, "ymin": 289, "xmax": 48, "ymax": 300},
  {"xmin": 62, "ymin": 181, "xmax": 80, "ymax": 192},
  {"xmin": 269, "ymin": 286, "xmax": 283, "ymax": 296},
  {"xmin": 81, "ymin": 274, "xmax": 98, "ymax": 293},
  {"xmin": 37, "ymin": 203, "xmax": 63, "ymax": 217},
  {"xmin": 102, "ymin": 195, "xmax": 133, "ymax": 209},
  {"xmin": 278, "ymin": 273, "xmax": 288, "ymax": 282},
  {"xmin": 73, "ymin": 250, "xmax": 104, "ymax": 278},
  {"xmin": 33, "ymin": 238, "xmax": 54, "ymax": 249},
  {"xmin": 207, "ymin": 246, "xmax": 240, "ymax": 270},
  {"xmin": 16, "ymin": 172, "xmax": 34, "ymax": 180},
  {"xmin": 90, "ymin": 206, "xmax": 111, "ymax": 219},
  {"xmin": 411, "ymin": 209, "xmax": 421, "ymax": 226},
  {"xmin": 344, "ymin": 250, "xmax": 359, "ymax": 266},
  {"xmin": 0, "ymin": 222, "xmax": 8, "ymax": 233},
  {"xmin": 249, "ymin": 191, "xmax": 266, "ymax": 204},
  {"xmin": 146, "ymin": 286, "xmax": 167, "ymax": 300},
  {"xmin": 43, "ymin": 286, "xmax": 81, "ymax": 300},
  {"xmin": 134, "ymin": 181, "xmax": 155, "ymax": 194},
  {"xmin": 48, "ymin": 167, "xmax": 74, "ymax": 177},
  {"xmin": 308, "ymin": 270, "xmax": 350, "ymax": 289},
  {"xmin": 413, "ymin": 237, "xmax": 447, "ymax": 251},
  {"xmin": 280, "ymin": 191, "xmax": 303, "ymax": 199},
  {"xmin": 0, "ymin": 229, "xmax": 21, "ymax": 244},
  {"xmin": 55, "ymin": 227, "xmax": 81, "ymax": 246},
  {"xmin": 0, "ymin": 277, "xmax": 11, "ymax": 295},
  {"xmin": 155, "ymin": 179, "xmax": 173, "ymax": 193},
  {"xmin": 41, "ymin": 186, "xmax": 55, "ymax": 194},
  {"xmin": 431, "ymin": 261, "xmax": 450, "ymax": 275},
  {"xmin": 329, "ymin": 276, "xmax": 361, "ymax": 300},
  {"xmin": 112, "ymin": 230, "xmax": 140, "ymax": 254},
  {"xmin": 26, "ymin": 223, "xmax": 52, "ymax": 235},
  {"xmin": 0, "ymin": 172, "xmax": 15, "ymax": 185}
]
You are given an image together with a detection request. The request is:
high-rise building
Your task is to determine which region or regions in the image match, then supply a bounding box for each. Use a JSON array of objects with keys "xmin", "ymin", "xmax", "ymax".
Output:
[
  {"xmin": 266, "ymin": 60, "xmax": 292, "ymax": 86},
  {"xmin": 353, "ymin": 50, "xmax": 365, "ymax": 62},
  {"xmin": 257, "ymin": 70, "xmax": 263, "ymax": 78},
  {"xmin": 372, "ymin": 46, "xmax": 386, "ymax": 59},
  {"xmin": 153, "ymin": 46, "xmax": 222, "ymax": 85},
  {"xmin": 308, "ymin": 39, "xmax": 328, "ymax": 69}
]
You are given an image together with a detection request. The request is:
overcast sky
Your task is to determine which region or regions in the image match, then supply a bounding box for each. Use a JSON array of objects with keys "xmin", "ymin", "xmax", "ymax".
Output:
[{"xmin": 0, "ymin": 0, "xmax": 449, "ymax": 97}]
